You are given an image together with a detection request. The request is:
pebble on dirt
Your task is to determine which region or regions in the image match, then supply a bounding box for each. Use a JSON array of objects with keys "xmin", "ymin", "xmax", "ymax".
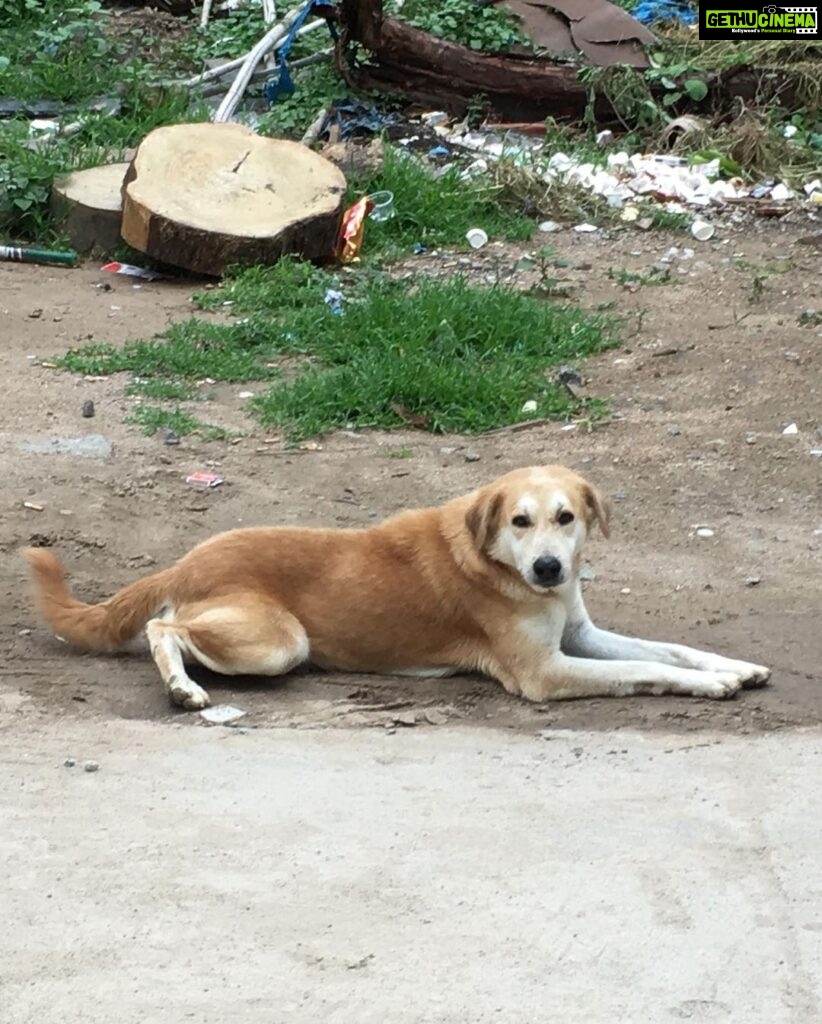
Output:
[
  {"xmin": 81, "ymin": 400, "xmax": 95, "ymax": 418},
  {"xmin": 83, "ymin": 760, "xmax": 100, "ymax": 772},
  {"xmin": 63, "ymin": 757, "xmax": 76, "ymax": 768}
]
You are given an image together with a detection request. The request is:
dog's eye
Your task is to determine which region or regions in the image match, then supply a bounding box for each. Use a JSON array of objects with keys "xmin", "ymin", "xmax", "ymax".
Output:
[
  {"xmin": 511, "ymin": 515, "xmax": 531, "ymax": 528},
  {"xmin": 557, "ymin": 511, "xmax": 575, "ymax": 526}
]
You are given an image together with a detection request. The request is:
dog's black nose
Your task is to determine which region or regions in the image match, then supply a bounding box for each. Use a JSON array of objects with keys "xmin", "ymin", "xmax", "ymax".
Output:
[{"xmin": 533, "ymin": 555, "xmax": 562, "ymax": 585}]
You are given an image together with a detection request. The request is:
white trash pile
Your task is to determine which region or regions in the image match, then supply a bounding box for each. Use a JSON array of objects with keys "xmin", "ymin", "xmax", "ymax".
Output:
[{"xmin": 417, "ymin": 113, "xmax": 822, "ymax": 217}]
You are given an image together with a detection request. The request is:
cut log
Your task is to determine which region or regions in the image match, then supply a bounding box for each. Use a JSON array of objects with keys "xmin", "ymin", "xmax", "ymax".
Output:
[
  {"xmin": 51, "ymin": 163, "xmax": 129, "ymax": 253},
  {"xmin": 120, "ymin": 123, "xmax": 347, "ymax": 276}
]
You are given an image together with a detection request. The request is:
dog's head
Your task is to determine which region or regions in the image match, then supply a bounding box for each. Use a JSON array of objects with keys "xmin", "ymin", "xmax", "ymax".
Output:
[{"xmin": 464, "ymin": 465, "xmax": 609, "ymax": 593}]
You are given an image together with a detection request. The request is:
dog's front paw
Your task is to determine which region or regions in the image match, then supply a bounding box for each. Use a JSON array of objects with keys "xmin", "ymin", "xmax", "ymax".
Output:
[
  {"xmin": 169, "ymin": 677, "xmax": 211, "ymax": 711},
  {"xmin": 690, "ymin": 671, "xmax": 743, "ymax": 700},
  {"xmin": 724, "ymin": 660, "xmax": 771, "ymax": 689}
]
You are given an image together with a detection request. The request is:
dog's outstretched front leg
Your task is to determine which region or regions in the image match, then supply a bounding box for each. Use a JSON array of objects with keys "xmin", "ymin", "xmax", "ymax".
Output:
[
  {"xmin": 561, "ymin": 586, "xmax": 770, "ymax": 689},
  {"xmin": 516, "ymin": 652, "xmax": 743, "ymax": 702}
]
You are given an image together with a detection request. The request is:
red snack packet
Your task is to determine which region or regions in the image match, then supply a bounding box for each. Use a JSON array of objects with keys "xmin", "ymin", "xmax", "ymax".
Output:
[{"xmin": 339, "ymin": 196, "xmax": 374, "ymax": 263}]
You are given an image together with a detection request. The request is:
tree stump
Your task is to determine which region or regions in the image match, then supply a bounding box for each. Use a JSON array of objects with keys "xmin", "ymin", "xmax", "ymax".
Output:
[
  {"xmin": 120, "ymin": 123, "xmax": 348, "ymax": 276},
  {"xmin": 51, "ymin": 163, "xmax": 129, "ymax": 253}
]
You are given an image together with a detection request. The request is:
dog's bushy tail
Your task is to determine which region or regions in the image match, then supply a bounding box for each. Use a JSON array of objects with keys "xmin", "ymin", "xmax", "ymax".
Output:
[{"xmin": 22, "ymin": 547, "xmax": 172, "ymax": 651}]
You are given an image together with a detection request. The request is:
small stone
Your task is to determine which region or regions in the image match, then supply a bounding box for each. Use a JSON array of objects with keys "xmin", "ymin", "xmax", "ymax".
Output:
[
  {"xmin": 538, "ymin": 221, "xmax": 559, "ymax": 233},
  {"xmin": 784, "ymin": 351, "xmax": 800, "ymax": 363},
  {"xmin": 438, "ymin": 446, "xmax": 457, "ymax": 456},
  {"xmin": 579, "ymin": 566, "xmax": 596, "ymax": 581},
  {"xmin": 464, "ymin": 451, "xmax": 480, "ymax": 463},
  {"xmin": 393, "ymin": 711, "xmax": 418, "ymax": 727},
  {"xmin": 64, "ymin": 757, "xmax": 76, "ymax": 768},
  {"xmin": 163, "ymin": 429, "xmax": 180, "ymax": 446},
  {"xmin": 745, "ymin": 433, "xmax": 757, "ymax": 445},
  {"xmin": 556, "ymin": 365, "xmax": 584, "ymax": 387},
  {"xmin": 696, "ymin": 527, "xmax": 715, "ymax": 538},
  {"xmin": 81, "ymin": 400, "xmax": 95, "ymax": 418},
  {"xmin": 620, "ymin": 587, "xmax": 631, "ymax": 595},
  {"xmin": 83, "ymin": 760, "xmax": 99, "ymax": 773},
  {"xmin": 29, "ymin": 308, "xmax": 43, "ymax": 319},
  {"xmin": 745, "ymin": 576, "xmax": 762, "ymax": 587},
  {"xmin": 666, "ymin": 424, "xmax": 682, "ymax": 436}
]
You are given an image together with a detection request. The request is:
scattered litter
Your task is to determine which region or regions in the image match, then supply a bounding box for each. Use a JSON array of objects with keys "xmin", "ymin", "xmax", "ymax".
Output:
[
  {"xmin": 596, "ymin": 130, "xmax": 614, "ymax": 147},
  {"xmin": 620, "ymin": 587, "xmax": 631, "ymax": 595},
  {"xmin": 696, "ymin": 527, "xmax": 715, "ymax": 538},
  {"xmin": 367, "ymin": 190, "xmax": 394, "ymax": 223},
  {"xmin": 200, "ymin": 705, "xmax": 246, "ymax": 725},
  {"xmin": 81, "ymin": 400, "xmax": 95, "ymax": 418},
  {"xmin": 102, "ymin": 261, "xmax": 163, "ymax": 282},
  {"xmin": 23, "ymin": 501, "xmax": 44, "ymax": 512},
  {"xmin": 574, "ymin": 223, "xmax": 598, "ymax": 233},
  {"xmin": 810, "ymin": 449, "xmax": 822, "ymax": 458},
  {"xmin": 466, "ymin": 227, "xmax": 488, "ymax": 249},
  {"xmin": 238, "ymin": 390, "xmax": 255, "ymax": 399},
  {"xmin": 83, "ymin": 760, "xmax": 99, "ymax": 773},
  {"xmin": 324, "ymin": 288, "xmax": 344, "ymax": 314},
  {"xmin": 521, "ymin": 400, "xmax": 538, "ymax": 414},
  {"xmin": 538, "ymin": 220, "xmax": 559, "ymax": 233},
  {"xmin": 339, "ymin": 195, "xmax": 373, "ymax": 263},
  {"xmin": 19, "ymin": 435, "xmax": 112, "ymax": 459},
  {"xmin": 691, "ymin": 220, "xmax": 715, "ymax": 242},
  {"xmin": 634, "ymin": 0, "xmax": 697, "ymax": 25},
  {"xmin": 186, "ymin": 471, "xmax": 224, "ymax": 488},
  {"xmin": 782, "ymin": 423, "xmax": 799, "ymax": 436},
  {"xmin": 413, "ymin": 242, "xmax": 427, "ymax": 255},
  {"xmin": 770, "ymin": 183, "xmax": 793, "ymax": 201},
  {"xmin": 427, "ymin": 145, "xmax": 449, "ymax": 159},
  {"xmin": 1, "ymin": 244, "xmax": 77, "ymax": 267}
]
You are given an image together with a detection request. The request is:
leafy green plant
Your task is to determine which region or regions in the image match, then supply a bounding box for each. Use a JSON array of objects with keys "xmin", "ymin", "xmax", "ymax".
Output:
[{"xmin": 390, "ymin": 0, "xmax": 530, "ymax": 52}]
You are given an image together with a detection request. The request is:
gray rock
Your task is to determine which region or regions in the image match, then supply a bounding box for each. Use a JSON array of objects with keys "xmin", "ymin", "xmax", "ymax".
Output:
[
  {"xmin": 19, "ymin": 434, "xmax": 112, "ymax": 459},
  {"xmin": 83, "ymin": 760, "xmax": 99, "ymax": 773}
]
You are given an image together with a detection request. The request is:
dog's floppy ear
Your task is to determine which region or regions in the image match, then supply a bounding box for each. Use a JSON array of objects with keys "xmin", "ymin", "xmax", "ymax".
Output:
[
  {"xmin": 583, "ymin": 482, "xmax": 611, "ymax": 538},
  {"xmin": 465, "ymin": 490, "xmax": 504, "ymax": 552}
]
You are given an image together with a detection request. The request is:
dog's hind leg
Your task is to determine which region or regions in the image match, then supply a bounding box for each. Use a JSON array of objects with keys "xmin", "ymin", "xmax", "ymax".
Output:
[{"xmin": 146, "ymin": 596, "xmax": 309, "ymax": 710}]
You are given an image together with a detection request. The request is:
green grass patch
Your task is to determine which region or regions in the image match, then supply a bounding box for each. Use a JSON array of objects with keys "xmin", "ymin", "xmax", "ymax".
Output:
[
  {"xmin": 59, "ymin": 317, "xmax": 284, "ymax": 382},
  {"xmin": 348, "ymin": 146, "xmax": 534, "ymax": 256},
  {"xmin": 61, "ymin": 258, "xmax": 617, "ymax": 442},
  {"xmin": 126, "ymin": 404, "xmax": 228, "ymax": 441},
  {"xmin": 208, "ymin": 259, "xmax": 616, "ymax": 439},
  {"xmin": 125, "ymin": 378, "xmax": 199, "ymax": 401}
]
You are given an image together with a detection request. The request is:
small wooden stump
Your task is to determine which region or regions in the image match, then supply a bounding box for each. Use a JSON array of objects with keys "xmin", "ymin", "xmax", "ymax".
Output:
[
  {"xmin": 120, "ymin": 122, "xmax": 348, "ymax": 276},
  {"xmin": 51, "ymin": 162, "xmax": 129, "ymax": 253}
]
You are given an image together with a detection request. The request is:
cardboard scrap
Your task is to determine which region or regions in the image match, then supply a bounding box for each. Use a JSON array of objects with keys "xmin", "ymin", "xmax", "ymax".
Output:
[{"xmin": 497, "ymin": 0, "xmax": 656, "ymax": 67}]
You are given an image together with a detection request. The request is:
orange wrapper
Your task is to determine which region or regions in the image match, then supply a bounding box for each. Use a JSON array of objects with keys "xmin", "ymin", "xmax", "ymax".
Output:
[{"xmin": 339, "ymin": 195, "xmax": 374, "ymax": 263}]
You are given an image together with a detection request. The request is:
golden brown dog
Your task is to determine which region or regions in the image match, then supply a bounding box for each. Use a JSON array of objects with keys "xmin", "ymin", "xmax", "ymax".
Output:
[{"xmin": 23, "ymin": 465, "xmax": 770, "ymax": 710}]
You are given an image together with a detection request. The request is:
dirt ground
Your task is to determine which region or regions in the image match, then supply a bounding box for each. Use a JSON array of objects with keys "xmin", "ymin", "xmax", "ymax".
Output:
[{"xmin": 1, "ymin": 216, "xmax": 820, "ymax": 735}]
